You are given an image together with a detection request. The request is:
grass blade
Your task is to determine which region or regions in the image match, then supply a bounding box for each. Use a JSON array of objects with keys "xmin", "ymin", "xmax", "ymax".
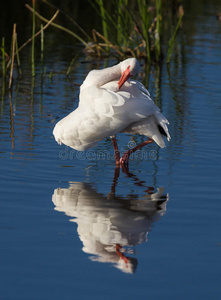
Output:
[
  {"xmin": 98, "ymin": 0, "xmax": 109, "ymax": 41},
  {"xmin": 1, "ymin": 37, "xmax": 6, "ymax": 78},
  {"xmin": 32, "ymin": 0, "xmax": 35, "ymax": 77},
  {"xmin": 155, "ymin": 0, "xmax": 162, "ymax": 61},
  {"xmin": 9, "ymin": 24, "xmax": 17, "ymax": 89},
  {"xmin": 41, "ymin": 24, "xmax": 44, "ymax": 77},
  {"xmin": 138, "ymin": 0, "xmax": 151, "ymax": 61},
  {"xmin": 42, "ymin": 0, "xmax": 92, "ymax": 42},
  {"xmin": 17, "ymin": 8, "xmax": 59, "ymax": 56},
  {"xmin": 15, "ymin": 33, "xmax": 22, "ymax": 76},
  {"xmin": 166, "ymin": 6, "xmax": 184, "ymax": 64},
  {"xmin": 25, "ymin": 4, "xmax": 94, "ymax": 53}
]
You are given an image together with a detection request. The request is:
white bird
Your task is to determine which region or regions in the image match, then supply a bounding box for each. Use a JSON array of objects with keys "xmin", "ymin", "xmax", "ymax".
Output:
[{"xmin": 53, "ymin": 58, "xmax": 170, "ymax": 165}]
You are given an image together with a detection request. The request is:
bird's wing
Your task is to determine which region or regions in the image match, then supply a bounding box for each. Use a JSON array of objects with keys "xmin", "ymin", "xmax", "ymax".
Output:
[
  {"xmin": 79, "ymin": 80, "xmax": 160, "ymax": 133},
  {"xmin": 57, "ymin": 80, "xmax": 170, "ymax": 150},
  {"xmin": 128, "ymin": 79, "xmax": 151, "ymax": 97},
  {"xmin": 113, "ymin": 80, "xmax": 159, "ymax": 119}
]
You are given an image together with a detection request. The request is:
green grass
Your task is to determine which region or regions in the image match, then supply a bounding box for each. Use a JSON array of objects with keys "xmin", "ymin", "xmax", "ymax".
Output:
[
  {"xmin": 0, "ymin": 0, "xmax": 184, "ymax": 88},
  {"xmin": 166, "ymin": 5, "xmax": 184, "ymax": 63},
  {"xmin": 9, "ymin": 24, "xmax": 16, "ymax": 89},
  {"xmin": 87, "ymin": 0, "xmax": 184, "ymax": 63}
]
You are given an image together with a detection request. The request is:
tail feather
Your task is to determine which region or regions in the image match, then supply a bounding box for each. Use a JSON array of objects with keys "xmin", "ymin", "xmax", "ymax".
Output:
[
  {"xmin": 154, "ymin": 111, "xmax": 171, "ymax": 141},
  {"xmin": 122, "ymin": 115, "xmax": 169, "ymax": 148}
]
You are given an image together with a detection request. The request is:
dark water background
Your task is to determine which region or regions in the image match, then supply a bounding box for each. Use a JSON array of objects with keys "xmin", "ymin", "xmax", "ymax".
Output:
[{"xmin": 0, "ymin": 1, "xmax": 221, "ymax": 299}]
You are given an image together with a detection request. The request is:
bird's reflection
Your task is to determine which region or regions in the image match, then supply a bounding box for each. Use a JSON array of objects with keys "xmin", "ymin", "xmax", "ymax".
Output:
[{"xmin": 52, "ymin": 168, "xmax": 169, "ymax": 274}]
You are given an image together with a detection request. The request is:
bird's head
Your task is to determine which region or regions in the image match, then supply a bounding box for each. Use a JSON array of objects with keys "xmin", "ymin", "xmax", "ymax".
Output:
[{"xmin": 118, "ymin": 58, "xmax": 140, "ymax": 89}]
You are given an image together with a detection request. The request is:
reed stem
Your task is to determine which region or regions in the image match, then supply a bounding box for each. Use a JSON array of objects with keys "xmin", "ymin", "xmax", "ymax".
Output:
[
  {"xmin": 6, "ymin": 8, "xmax": 59, "ymax": 72},
  {"xmin": 15, "ymin": 34, "xmax": 22, "ymax": 76},
  {"xmin": 98, "ymin": 0, "xmax": 109, "ymax": 51},
  {"xmin": 138, "ymin": 0, "xmax": 151, "ymax": 62},
  {"xmin": 43, "ymin": 0, "xmax": 92, "ymax": 42},
  {"xmin": 94, "ymin": 30, "xmax": 124, "ymax": 57},
  {"xmin": 99, "ymin": 0, "xmax": 107, "ymax": 38},
  {"xmin": 1, "ymin": 37, "xmax": 6, "ymax": 78},
  {"xmin": 32, "ymin": 0, "xmax": 35, "ymax": 77},
  {"xmin": 66, "ymin": 55, "xmax": 77, "ymax": 76},
  {"xmin": 155, "ymin": 0, "xmax": 162, "ymax": 61},
  {"xmin": 25, "ymin": 4, "xmax": 94, "ymax": 53},
  {"xmin": 17, "ymin": 9, "xmax": 59, "ymax": 57},
  {"xmin": 41, "ymin": 24, "xmax": 44, "ymax": 63},
  {"xmin": 1, "ymin": 37, "xmax": 6, "ymax": 104},
  {"xmin": 9, "ymin": 90, "xmax": 15, "ymax": 149},
  {"xmin": 40, "ymin": 24, "xmax": 44, "ymax": 78},
  {"xmin": 117, "ymin": 0, "xmax": 127, "ymax": 47},
  {"xmin": 9, "ymin": 24, "xmax": 17, "ymax": 90},
  {"xmin": 166, "ymin": 6, "xmax": 184, "ymax": 63}
]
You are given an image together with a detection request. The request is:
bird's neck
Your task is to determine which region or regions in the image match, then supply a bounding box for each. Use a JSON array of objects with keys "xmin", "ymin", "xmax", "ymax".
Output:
[{"xmin": 80, "ymin": 64, "xmax": 121, "ymax": 90}]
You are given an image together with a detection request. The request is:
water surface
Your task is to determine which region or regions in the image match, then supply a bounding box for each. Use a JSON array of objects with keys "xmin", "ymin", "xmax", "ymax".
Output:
[{"xmin": 0, "ymin": 1, "xmax": 221, "ymax": 299}]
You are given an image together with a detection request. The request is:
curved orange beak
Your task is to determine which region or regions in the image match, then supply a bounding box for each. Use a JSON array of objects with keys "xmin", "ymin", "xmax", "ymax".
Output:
[{"xmin": 118, "ymin": 65, "xmax": 131, "ymax": 89}]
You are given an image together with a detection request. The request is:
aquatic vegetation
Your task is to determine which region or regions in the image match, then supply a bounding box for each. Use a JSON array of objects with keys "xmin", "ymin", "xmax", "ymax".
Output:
[
  {"xmin": 32, "ymin": 0, "xmax": 36, "ymax": 77},
  {"xmin": 9, "ymin": 24, "xmax": 16, "ymax": 89},
  {"xmin": 85, "ymin": 0, "xmax": 184, "ymax": 62},
  {"xmin": 0, "ymin": 0, "xmax": 184, "ymax": 87},
  {"xmin": 1, "ymin": 38, "xmax": 6, "ymax": 78}
]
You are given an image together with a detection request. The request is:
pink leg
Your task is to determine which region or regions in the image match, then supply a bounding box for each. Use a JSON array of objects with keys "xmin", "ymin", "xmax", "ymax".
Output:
[
  {"xmin": 110, "ymin": 166, "xmax": 120, "ymax": 195},
  {"xmin": 120, "ymin": 138, "xmax": 154, "ymax": 166},
  {"xmin": 116, "ymin": 244, "xmax": 128, "ymax": 264},
  {"xmin": 111, "ymin": 136, "xmax": 120, "ymax": 165}
]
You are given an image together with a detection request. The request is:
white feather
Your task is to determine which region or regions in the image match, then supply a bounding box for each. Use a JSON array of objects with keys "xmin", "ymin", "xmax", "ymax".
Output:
[{"xmin": 53, "ymin": 58, "xmax": 170, "ymax": 151}]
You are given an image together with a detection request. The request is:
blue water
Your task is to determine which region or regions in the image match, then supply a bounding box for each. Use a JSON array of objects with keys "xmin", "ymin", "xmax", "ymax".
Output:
[{"xmin": 1, "ymin": 2, "xmax": 221, "ymax": 300}]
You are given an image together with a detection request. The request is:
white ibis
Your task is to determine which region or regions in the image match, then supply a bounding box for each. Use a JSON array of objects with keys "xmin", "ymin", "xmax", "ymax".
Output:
[{"xmin": 53, "ymin": 58, "xmax": 170, "ymax": 165}]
